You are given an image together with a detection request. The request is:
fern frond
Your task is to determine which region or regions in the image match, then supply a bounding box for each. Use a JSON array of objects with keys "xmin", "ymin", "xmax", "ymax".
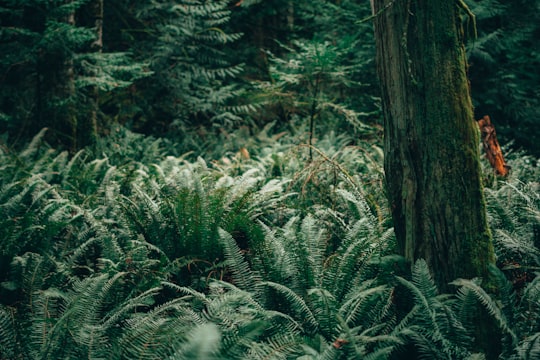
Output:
[
  {"xmin": 301, "ymin": 215, "xmax": 328, "ymax": 287},
  {"xmin": 324, "ymin": 227, "xmax": 384, "ymax": 302},
  {"xmin": 395, "ymin": 260, "xmax": 473, "ymax": 358},
  {"xmin": 361, "ymin": 344, "xmax": 397, "ymax": 360},
  {"xmin": 19, "ymin": 128, "xmax": 49, "ymax": 160},
  {"xmin": 0, "ymin": 305, "xmax": 16, "ymax": 359},
  {"xmin": 451, "ymin": 278, "xmax": 517, "ymax": 345},
  {"xmin": 167, "ymin": 323, "xmax": 222, "ymax": 360},
  {"xmin": 261, "ymin": 281, "xmax": 319, "ymax": 332},
  {"xmin": 119, "ymin": 295, "xmax": 204, "ymax": 360},
  {"xmin": 339, "ymin": 284, "xmax": 391, "ymax": 329},
  {"xmin": 308, "ymin": 288, "xmax": 337, "ymax": 338},
  {"xmin": 162, "ymin": 281, "xmax": 209, "ymax": 304},
  {"xmin": 398, "ymin": 327, "xmax": 445, "ymax": 359},
  {"xmin": 411, "ymin": 259, "xmax": 439, "ymax": 302},
  {"xmin": 218, "ymin": 228, "xmax": 260, "ymax": 291},
  {"xmin": 243, "ymin": 331, "xmax": 304, "ymax": 359},
  {"xmin": 521, "ymin": 275, "xmax": 540, "ymax": 311},
  {"xmin": 29, "ymin": 288, "xmax": 70, "ymax": 359},
  {"xmin": 514, "ymin": 332, "xmax": 540, "ymax": 360}
]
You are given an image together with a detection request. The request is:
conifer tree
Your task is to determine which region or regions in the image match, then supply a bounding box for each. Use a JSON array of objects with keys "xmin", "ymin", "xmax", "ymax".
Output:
[
  {"xmin": 0, "ymin": 0, "xmax": 148, "ymax": 150},
  {"xmin": 372, "ymin": 0, "xmax": 495, "ymax": 291},
  {"xmin": 372, "ymin": 1, "xmax": 499, "ymax": 356}
]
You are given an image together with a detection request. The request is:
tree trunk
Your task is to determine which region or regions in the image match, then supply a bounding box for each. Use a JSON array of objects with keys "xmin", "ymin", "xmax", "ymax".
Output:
[
  {"xmin": 77, "ymin": 0, "xmax": 102, "ymax": 148},
  {"xmin": 37, "ymin": 6, "xmax": 78, "ymax": 151},
  {"xmin": 372, "ymin": 0, "xmax": 495, "ymax": 289}
]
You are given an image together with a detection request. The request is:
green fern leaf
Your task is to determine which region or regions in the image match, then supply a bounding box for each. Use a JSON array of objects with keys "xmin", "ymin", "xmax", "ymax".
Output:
[
  {"xmin": 167, "ymin": 323, "xmax": 221, "ymax": 360},
  {"xmin": 219, "ymin": 228, "xmax": 260, "ymax": 290},
  {"xmin": 261, "ymin": 281, "xmax": 318, "ymax": 332},
  {"xmin": 451, "ymin": 278, "xmax": 517, "ymax": 345}
]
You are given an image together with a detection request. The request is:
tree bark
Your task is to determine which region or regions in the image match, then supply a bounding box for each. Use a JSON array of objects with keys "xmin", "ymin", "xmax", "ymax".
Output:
[
  {"xmin": 372, "ymin": 0, "xmax": 495, "ymax": 290},
  {"xmin": 77, "ymin": 0, "xmax": 103, "ymax": 148},
  {"xmin": 478, "ymin": 115, "xmax": 509, "ymax": 177},
  {"xmin": 37, "ymin": 5, "xmax": 78, "ymax": 151}
]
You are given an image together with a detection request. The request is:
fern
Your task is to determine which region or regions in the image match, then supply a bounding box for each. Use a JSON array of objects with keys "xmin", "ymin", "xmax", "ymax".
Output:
[
  {"xmin": 166, "ymin": 323, "xmax": 222, "ymax": 360},
  {"xmin": 244, "ymin": 331, "xmax": 305, "ymax": 359},
  {"xmin": 163, "ymin": 280, "xmax": 304, "ymax": 359},
  {"xmin": 339, "ymin": 283, "xmax": 393, "ymax": 331},
  {"xmin": 2, "ymin": 253, "xmax": 64, "ymax": 359},
  {"xmin": 392, "ymin": 260, "xmax": 474, "ymax": 359},
  {"xmin": 261, "ymin": 280, "xmax": 319, "ymax": 333},
  {"xmin": 0, "ymin": 305, "xmax": 16, "ymax": 359},
  {"xmin": 117, "ymin": 293, "xmax": 200, "ymax": 359},
  {"xmin": 513, "ymin": 332, "xmax": 540, "ymax": 360},
  {"xmin": 484, "ymin": 172, "xmax": 540, "ymax": 304},
  {"xmin": 218, "ymin": 228, "xmax": 260, "ymax": 291},
  {"xmin": 3, "ymin": 115, "xmax": 536, "ymax": 359}
]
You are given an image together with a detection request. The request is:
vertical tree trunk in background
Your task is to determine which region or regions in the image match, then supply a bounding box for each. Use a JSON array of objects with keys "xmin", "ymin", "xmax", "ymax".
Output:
[
  {"xmin": 37, "ymin": 5, "xmax": 78, "ymax": 151},
  {"xmin": 287, "ymin": 1, "xmax": 294, "ymax": 31},
  {"xmin": 77, "ymin": 0, "xmax": 102, "ymax": 148},
  {"xmin": 372, "ymin": 1, "xmax": 495, "ymax": 288}
]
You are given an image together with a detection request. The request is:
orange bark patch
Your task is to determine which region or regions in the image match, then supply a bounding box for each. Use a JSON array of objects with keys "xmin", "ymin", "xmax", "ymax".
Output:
[{"xmin": 477, "ymin": 115, "xmax": 510, "ymax": 177}]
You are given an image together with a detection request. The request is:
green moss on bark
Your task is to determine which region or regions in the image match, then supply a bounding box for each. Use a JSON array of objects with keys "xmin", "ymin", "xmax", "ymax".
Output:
[{"xmin": 373, "ymin": 0, "xmax": 496, "ymax": 288}]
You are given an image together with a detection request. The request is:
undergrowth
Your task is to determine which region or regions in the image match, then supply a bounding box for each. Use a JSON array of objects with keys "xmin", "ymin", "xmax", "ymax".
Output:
[{"xmin": 0, "ymin": 127, "xmax": 538, "ymax": 359}]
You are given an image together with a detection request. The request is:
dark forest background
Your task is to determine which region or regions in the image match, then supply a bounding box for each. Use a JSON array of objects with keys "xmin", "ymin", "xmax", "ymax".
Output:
[{"xmin": 1, "ymin": 0, "xmax": 538, "ymax": 156}]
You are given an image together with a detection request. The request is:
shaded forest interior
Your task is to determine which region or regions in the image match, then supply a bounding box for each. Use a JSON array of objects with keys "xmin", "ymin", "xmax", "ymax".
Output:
[
  {"xmin": 1, "ymin": 0, "xmax": 539, "ymax": 156},
  {"xmin": 0, "ymin": 1, "xmax": 539, "ymax": 359}
]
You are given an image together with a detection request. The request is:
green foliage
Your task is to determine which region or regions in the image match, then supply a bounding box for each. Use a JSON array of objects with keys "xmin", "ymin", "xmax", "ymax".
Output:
[
  {"xmin": 0, "ymin": 0, "xmax": 149, "ymax": 147},
  {"xmin": 0, "ymin": 305, "xmax": 16, "ymax": 359},
  {"xmin": 0, "ymin": 3, "xmax": 537, "ymax": 360},
  {"xmin": 391, "ymin": 260, "xmax": 473, "ymax": 359},
  {"xmin": 223, "ymin": 0, "xmax": 382, "ymax": 149},
  {"xmin": 0, "ymin": 129, "xmax": 395, "ymax": 359},
  {"xmin": 483, "ymin": 153, "xmax": 540, "ymax": 294},
  {"xmin": 466, "ymin": 0, "xmax": 540, "ymax": 156},
  {"xmin": 0, "ymin": 101, "xmax": 538, "ymax": 360},
  {"xmin": 75, "ymin": 52, "xmax": 150, "ymax": 92},
  {"xmin": 479, "ymin": 154, "xmax": 540, "ymax": 359},
  {"xmin": 0, "ymin": 103, "xmax": 538, "ymax": 360},
  {"xmin": 261, "ymin": 39, "xmax": 379, "ymax": 143},
  {"xmin": 0, "ymin": 2, "xmax": 538, "ymax": 358},
  {"xmin": 122, "ymin": 0, "xmax": 245, "ymax": 131}
]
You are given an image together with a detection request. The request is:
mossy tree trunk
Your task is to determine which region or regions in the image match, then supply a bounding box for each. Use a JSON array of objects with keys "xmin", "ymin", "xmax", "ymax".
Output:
[
  {"xmin": 372, "ymin": 1, "xmax": 495, "ymax": 289},
  {"xmin": 373, "ymin": 3, "xmax": 501, "ymax": 356}
]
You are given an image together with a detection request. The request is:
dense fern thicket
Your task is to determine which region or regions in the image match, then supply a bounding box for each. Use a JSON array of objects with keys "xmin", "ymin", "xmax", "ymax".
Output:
[
  {"xmin": 1, "ymin": 0, "xmax": 539, "ymax": 359},
  {"xmin": 0, "ymin": 128, "xmax": 538, "ymax": 359}
]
